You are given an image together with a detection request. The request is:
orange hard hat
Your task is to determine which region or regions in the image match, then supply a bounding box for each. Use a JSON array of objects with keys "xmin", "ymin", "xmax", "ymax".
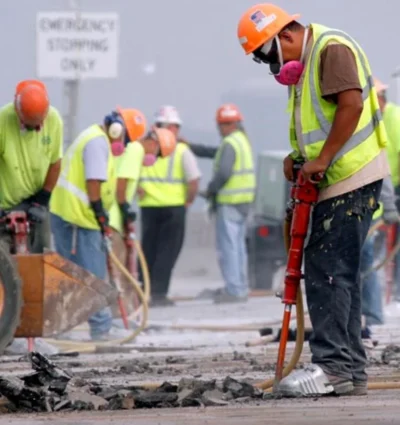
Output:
[
  {"xmin": 116, "ymin": 107, "xmax": 147, "ymax": 141},
  {"xmin": 374, "ymin": 78, "xmax": 389, "ymax": 95},
  {"xmin": 147, "ymin": 127, "xmax": 176, "ymax": 157},
  {"xmin": 237, "ymin": 4, "xmax": 300, "ymax": 55},
  {"xmin": 14, "ymin": 80, "xmax": 49, "ymax": 127},
  {"xmin": 216, "ymin": 104, "xmax": 243, "ymax": 123}
]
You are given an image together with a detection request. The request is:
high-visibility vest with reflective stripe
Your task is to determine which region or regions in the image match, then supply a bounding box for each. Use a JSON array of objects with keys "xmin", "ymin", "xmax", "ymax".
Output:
[
  {"xmin": 138, "ymin": 142, "xmax": 186, "ymax": 207},
  {"xmin": 288, "ymin": 23, "xmax": 388, "ymax": 188},
  {"xmin": 50, "ymin": 124, "xmax": 116, "ymax": 229},
  {"xmin": 214, "ymin": 130, "xmax": 256, "ymax": 204}
]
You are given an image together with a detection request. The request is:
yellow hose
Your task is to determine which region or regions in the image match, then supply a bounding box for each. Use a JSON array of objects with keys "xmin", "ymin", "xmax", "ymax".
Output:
[
  {"xmin": 46, "ymin": 240, "xmax": 150, "ymax": 353},
  {"xmin": 256, "ymin": 215, "xmax": 400, "ymax": 392}
]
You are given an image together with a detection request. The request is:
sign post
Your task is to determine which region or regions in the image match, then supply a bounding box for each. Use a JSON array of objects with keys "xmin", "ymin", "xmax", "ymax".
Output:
[{"xmin": 36, "ymin": 2, "xmax": 119, "ymax": 146}]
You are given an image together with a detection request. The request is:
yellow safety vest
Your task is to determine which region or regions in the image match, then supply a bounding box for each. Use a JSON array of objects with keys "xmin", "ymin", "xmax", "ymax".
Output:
[
  {"xmin": 50, "ymin": 124, "xmax": 116, "ymax": 229},
  {"xmin": 214, "ymin": 130, "xmax": 256, "ymax": 204},
  {"xmin": 138, "ymin": 142, "xmax": 187, "ymax": 207},
  {"xmin": 288, "ymin": 23, "xmax": 387, "ymax": 188}
]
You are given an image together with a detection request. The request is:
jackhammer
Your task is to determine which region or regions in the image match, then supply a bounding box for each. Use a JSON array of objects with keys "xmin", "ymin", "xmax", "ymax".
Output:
[
  {"xmin": 0, "ymin": 206, "xmax": 47, "ymax": 352},
  {"xmin": 272, "ymin": 166, "xmax": 321, "ymax": 392}
]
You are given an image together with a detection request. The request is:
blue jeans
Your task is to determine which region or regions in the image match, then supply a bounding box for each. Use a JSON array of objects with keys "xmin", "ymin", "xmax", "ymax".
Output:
[
  {"xmin": 360, "ymin": 231, "xmax": 384, "ymax": 326},
  {"xmin": 215, "ymin": 205, "xmax": 248, "ymax": 297},
  {"xmin": 50, "ymin": 213, "xmax": 113, "ymax": 339}
]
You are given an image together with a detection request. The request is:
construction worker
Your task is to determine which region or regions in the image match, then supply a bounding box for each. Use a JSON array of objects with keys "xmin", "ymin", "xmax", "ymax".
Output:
[
  {"xmin": 237, "ymin": 4, "xmax": 389, "ymax": 396},
  {"xmin": 137, "ymin": 106, "xmax": 201, "ymax": 307},
  {"xmin": 374, "ymin": 79, "xmax": 400, "ymax": 302},
  {"xmin": 361, "ymin": 177, "xmax": 399, "ymax": 330},
  {"xmin": 199, "ymin": 104, "xmax": 255, "ymax": 304},
  {"xmin": 109, "ymin": 125, "xmax": 177, "ymax": 315},
  {"xmin": 0, "ymin": 80, "xmax": 63, "ymax": 252},
  {"xmin": 49, "ymin": 108, "xmax": 146, "ymax": 341}
]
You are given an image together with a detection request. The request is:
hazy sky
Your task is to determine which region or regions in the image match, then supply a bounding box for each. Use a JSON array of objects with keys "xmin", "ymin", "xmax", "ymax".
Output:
[{"xmin": 2, "ymin": 0, "xmax": 400, "ymax": 208}]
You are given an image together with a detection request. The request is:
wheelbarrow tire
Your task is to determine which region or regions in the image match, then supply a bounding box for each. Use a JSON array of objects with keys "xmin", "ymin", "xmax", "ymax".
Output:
[{"xmin": 0, "ymin": 243, "xmax": 23, "ymax": 354}]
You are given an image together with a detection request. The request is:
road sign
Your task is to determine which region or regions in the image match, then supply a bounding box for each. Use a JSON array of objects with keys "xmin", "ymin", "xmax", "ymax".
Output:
[{"xmin": 36, "ymin": 11, "xmax": 119, "ymax": 79}]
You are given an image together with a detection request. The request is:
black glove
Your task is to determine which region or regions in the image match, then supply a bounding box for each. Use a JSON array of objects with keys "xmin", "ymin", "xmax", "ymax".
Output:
[
  {"xmin": 91, "ymin": 200, "xmax": 111, "ymax": 236},
  {"xmin": 28, "ymin": 188, "xmax": 52, "ymax": 208},
  {"xmin": 119, "ymin": 202, "xmax": 136, "ymax": 225}
]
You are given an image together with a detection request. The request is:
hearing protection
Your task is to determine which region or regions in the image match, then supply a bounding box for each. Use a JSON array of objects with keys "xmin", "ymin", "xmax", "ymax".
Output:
[{"xmin": 104, "ymin": 111, "xmax": 125, "ymax": 140}]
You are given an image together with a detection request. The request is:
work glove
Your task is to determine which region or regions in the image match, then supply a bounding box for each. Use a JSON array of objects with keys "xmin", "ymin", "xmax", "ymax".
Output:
[
  {"xmin": 90, "ymin": 200, "xmax": 112, "ymax": 237},
  {"xmin": 119, "ymin": 202, "xmax": 137, "ymax": 226},
  {"xmin": 28, "ymin": 188, "xmax": 52, "ymax": 208},
  {"xmin": 28, "ymin": 204, "xmax": 47, "ymax": 223},
  {"xmin": 383, "ymin": 210, "xmax": 400, "ymax": 225}
]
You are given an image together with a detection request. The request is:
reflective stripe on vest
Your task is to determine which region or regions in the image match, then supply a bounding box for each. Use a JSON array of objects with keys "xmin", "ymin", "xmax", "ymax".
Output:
[
  {"xmin": 50, "ymin": 125, "xmax": 116, "ymax": 229},
  {"xmin": 215, "ymin": 131, "xmax": 255, "ymax": 204},
  {"xmin": 302, "ymin": 29, "xmax": 382, "ymax": 166},
  {"xmin": 139, "ymin": 143, "xmax": 186, "ymax": 207}
]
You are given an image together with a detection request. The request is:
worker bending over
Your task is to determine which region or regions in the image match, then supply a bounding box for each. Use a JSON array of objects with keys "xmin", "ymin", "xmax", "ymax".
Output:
[
  {"xmin": 374, "ymin": 79, "xmax": 400, "ymax": 303},
  {"xmin": 109, "ymin": 123, "xmax": 177, "ymax": 314},
  {"xmin": 238, "ymin": 4, "xmax": 389, "ymax": 396},
  {"xmin": 0, "ymin": 80, "xmax": 63, "ymax": 252},
  {"xmin": 50, "ymin": 108, "xmax": 144, "ymax": 341},
  {"xmin": 202, "ymin": 104, "xmax": 255, "ymax": 304},
  {"xmin": 361, "ymin": 177, "xmax": 399, "ymax": 330},
  {"xmin": 137, "ymin": 106, "xmax": 201, "ymax": 307}
]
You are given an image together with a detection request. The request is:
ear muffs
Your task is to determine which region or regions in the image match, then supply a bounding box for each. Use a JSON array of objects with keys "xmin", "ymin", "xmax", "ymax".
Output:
[{"xmin": 104, "ymin": 111, "xmax": 124, "ymax": 140}]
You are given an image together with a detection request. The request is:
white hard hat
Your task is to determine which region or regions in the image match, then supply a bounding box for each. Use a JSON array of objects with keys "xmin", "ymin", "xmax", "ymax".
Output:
[{"xmin": 154, "ymin": 105, "xmax": 182, "ymax": 126}]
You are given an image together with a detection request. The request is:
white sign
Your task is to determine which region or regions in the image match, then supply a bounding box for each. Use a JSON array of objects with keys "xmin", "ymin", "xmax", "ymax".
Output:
[{"xmin": 36, "ymin": 11, "xmax": 119, "ymax": 79}]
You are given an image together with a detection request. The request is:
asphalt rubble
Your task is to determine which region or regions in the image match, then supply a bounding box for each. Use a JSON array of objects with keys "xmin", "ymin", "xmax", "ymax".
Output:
[{"xmin": 0, "ymin": 352, "xmax": 264, "ymax": 413}]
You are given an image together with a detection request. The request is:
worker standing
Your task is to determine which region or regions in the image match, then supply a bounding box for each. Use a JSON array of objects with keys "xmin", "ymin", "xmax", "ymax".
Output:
[
  {"xmin": 361, "ymin": 177, "xmax": 399, "ymax": 330},
  {"xmin": 200, "ymin": 104, "xmax": 256, "ymax": 304},
  {"xmin": 237, "ymin": 4, "xmax": 389, "ymax": 396},
  {"xmin": 50, "ymin": 108, "xmax": 145, "ymax": 341},
  {"xmin": 137, "ymin": 106, "xmax": 201, "ymax": 307},
  {"xmin": 0, "ymin": 80, "xmax": 63, "ymax": 252},
  {"xmin": 109, "ymin": 125, "xmax": 177, "ymax": 314},
  {"xmin": 374, "ymin": 79, "xmax": 400, "ymax": 303}
]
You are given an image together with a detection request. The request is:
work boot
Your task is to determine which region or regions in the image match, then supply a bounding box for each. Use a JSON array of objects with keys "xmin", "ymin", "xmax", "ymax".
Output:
[
  {"xmin": 150, "ymin": 296, "xmax": 175, "ymax": 307},
  {"xmin": 324, "ymin": 372, "xmax": 354, "ymax": 395},
  {"xmin": 213, "ymin": 289, "xmax": 248, "ymax": 304},
  {"xmin": 196, "ymin": 288, "xmax": 223, "ymax": 300},
  {"xmin": 348, "ymin": 381, "xmax": 368, "ymax": 396}
]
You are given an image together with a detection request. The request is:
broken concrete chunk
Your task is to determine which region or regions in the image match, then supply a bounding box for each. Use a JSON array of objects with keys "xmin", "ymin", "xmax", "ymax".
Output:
[
  {"xmin": 201, "ymin": 389, "xmax": 229, "ymax": 406},
  {"xmin": 381, "ymin": 344, "xmax": 400, "ymax": 365},
  {"xmin": 133, "ymin": 391, "xmax": 178, "ymax": 408},
  {"xmin": 67, "ymin": 390, "xmax": 108, "ymax": 411},
  {"xmin": 222, "ymin": 377, "xmax": 257, "ymax": 399}
]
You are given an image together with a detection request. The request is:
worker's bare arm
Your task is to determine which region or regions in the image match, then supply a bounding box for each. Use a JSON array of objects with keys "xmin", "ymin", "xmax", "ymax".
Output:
[
  {"xmin": 42, "ymin": 159, "xmax": 62, "ymax": 192},
  {"xmin": 116, "ymin": 178, "xmax": 128, "ymax": 204},
  {"xmin": 186, "ymin": 179, "xmax": 199, "ymax": 206},
  {"xmin": 318, "ymin": 89, "xmax": 363, "ymax": 165},
  {"xmin": 86, "ymin": 180, "xmax": 102, "ymax": 202}
]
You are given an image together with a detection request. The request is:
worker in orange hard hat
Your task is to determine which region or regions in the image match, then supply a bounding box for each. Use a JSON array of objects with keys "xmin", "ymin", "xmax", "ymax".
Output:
[
  {"xmin": 237, "ymin": 4, "xmax": 390, "ymax": 396},
  {"xmin": 137, "ymin": 106, "xmax": 201, "ymax": 307},
  {"xmin": 50, "ymin": 107, "xmax": 152, "ymax": 341},
  {"xmin": 108, "ymin": 123, "xmax": 178, "ymax": 315},
  {"xmin": 184, "ymin": 104, "xmax": 255, "ymax": 304},
  {"xmin": 0, "ymin": 79, "xmax": 63, "ymax": 253}
]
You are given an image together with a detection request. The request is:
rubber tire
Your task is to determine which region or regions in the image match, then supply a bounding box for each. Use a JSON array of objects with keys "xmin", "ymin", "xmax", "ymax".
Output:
[{"xmin": 0, "ymin": 243, "xmax": 23, "ymax": 354}]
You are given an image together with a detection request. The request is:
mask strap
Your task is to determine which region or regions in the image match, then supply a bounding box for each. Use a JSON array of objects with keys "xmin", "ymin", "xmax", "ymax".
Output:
[{"xmin": 299, "ymin": 27, "xmax": 309, "ymax": 63}]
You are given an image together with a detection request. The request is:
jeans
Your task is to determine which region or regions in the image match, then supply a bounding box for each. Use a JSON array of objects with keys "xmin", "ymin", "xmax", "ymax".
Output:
[
  {"xmin": 50, "ymin": 213, "xmax": 113, "ymax": 339},
  {"xmin": 305, "ymin": 180, "xmax": 382, "ymax": 383},
  {"xmin": 215, "ymin": 204, "xmax": 248, "ymax": 298},
  {"xmin": 360, "ymin": 230, "xmax": 384, "ymax": 326}
]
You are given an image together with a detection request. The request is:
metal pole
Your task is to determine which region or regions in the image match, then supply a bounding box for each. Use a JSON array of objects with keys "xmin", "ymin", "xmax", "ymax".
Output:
[
  {"xmin": 63, "ymin": 0, "xmax": 81, "ymax": 147},
  {"xmin": 391, "ymin": 67, "xmax": 400, "ymax": 104}
]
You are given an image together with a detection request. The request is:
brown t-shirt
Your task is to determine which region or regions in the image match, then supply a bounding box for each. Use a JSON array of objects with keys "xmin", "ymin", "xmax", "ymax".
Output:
[{"xmin": 294, "ymin": 39, "xmax": 389, "ymax": 202}]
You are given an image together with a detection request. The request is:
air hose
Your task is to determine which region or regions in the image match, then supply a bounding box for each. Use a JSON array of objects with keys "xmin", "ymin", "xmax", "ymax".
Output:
[
  {"xmin": 256, "ymin": 216, "xmax": 400, "ymax": 392},
  {"xmin": 46, "ymin": 239, "xmax": 150, "ymax": 353}
]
